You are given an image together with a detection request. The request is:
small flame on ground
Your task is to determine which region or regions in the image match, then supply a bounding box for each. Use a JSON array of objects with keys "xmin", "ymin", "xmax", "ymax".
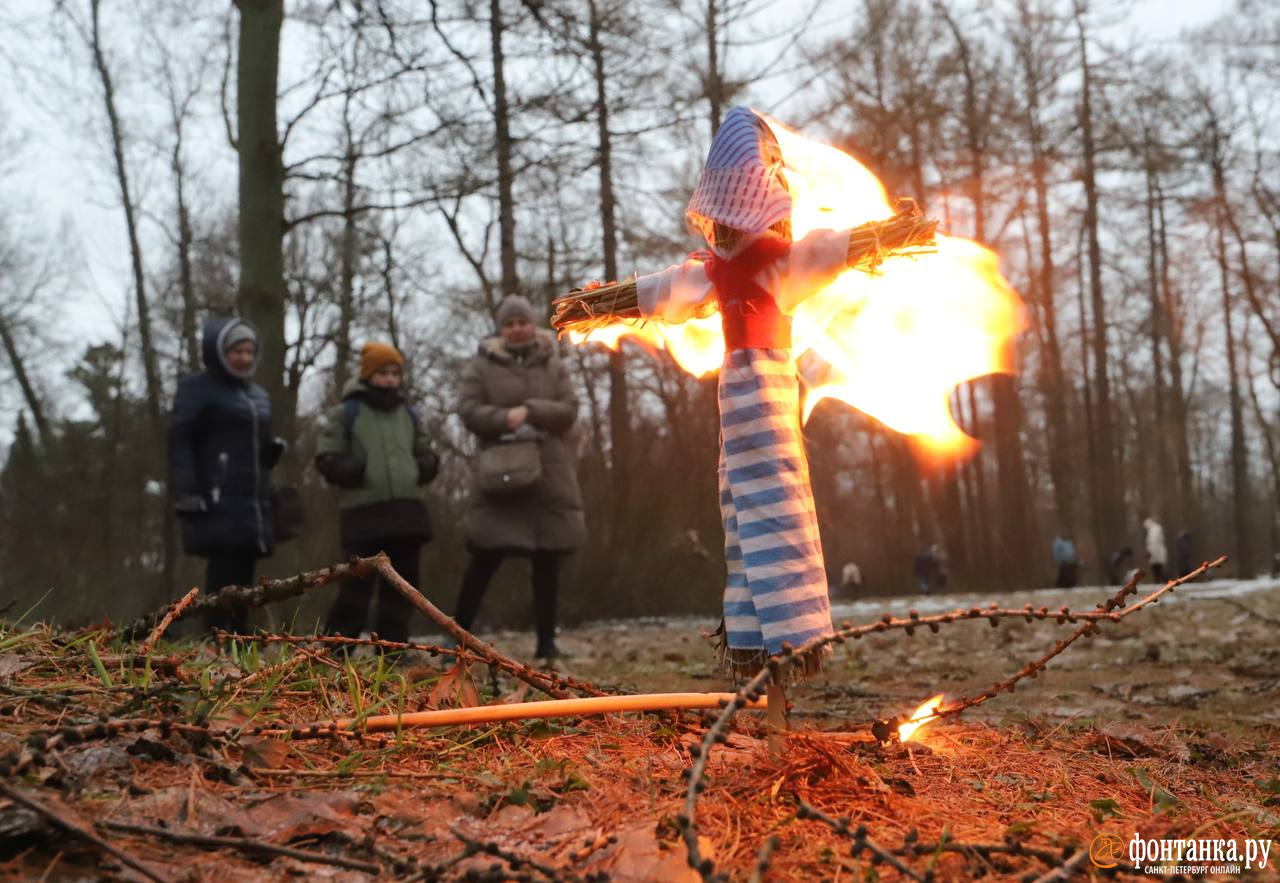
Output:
[{"xmin": 898, "ymin": 693, "xmax": 945, "ymax": 742}]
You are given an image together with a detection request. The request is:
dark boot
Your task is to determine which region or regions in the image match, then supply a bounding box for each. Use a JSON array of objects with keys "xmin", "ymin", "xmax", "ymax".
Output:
[{"xmin": 535, "ymin": 639, "xmax": 569, "ymax": 660}]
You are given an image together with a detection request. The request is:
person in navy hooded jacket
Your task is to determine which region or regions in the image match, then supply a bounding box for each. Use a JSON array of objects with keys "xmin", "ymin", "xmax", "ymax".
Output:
[{"xmin": 168, "ymin": 317, "xmax": 286, "ymax": 633}]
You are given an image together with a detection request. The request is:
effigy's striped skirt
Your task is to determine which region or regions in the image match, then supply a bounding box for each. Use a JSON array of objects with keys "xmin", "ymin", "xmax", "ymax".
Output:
[{"xmin": 717, "ymin": 348, "xmax": 832, "ymax": 677}]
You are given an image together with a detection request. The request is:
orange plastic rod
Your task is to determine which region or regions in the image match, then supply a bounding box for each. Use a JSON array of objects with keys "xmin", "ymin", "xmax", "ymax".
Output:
[{"xmin": 292, "ymin": 692, "xmax": 768, "ymax": 734}]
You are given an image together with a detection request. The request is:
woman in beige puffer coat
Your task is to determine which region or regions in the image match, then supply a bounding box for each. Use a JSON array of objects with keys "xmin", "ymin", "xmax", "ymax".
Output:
[{"xmin": 454, "ymin": 294, "xmax": 585, "ymax": 659}]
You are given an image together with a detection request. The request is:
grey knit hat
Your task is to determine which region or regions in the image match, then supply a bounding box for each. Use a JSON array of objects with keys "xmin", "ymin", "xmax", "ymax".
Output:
[
  {"xmin": 221, "ymin": 321, "xmax": 258, "ymax": 354},
  {"xmin": 495, "ymin": 294, "xmax": 537, "ymax": 329},
  {"xmin": 217, "ymin": 320, "xmax": 258, "ymax": 379}
]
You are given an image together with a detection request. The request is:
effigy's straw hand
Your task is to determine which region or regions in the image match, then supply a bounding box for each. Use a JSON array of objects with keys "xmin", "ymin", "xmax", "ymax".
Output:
[{"xmin": 845, "ymin": 198, "xmax": 940, "ymax": 274}]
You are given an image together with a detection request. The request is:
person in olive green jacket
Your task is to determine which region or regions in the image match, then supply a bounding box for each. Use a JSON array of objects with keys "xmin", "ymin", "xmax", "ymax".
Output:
[{"xmin": 315, "ymin": 342, "xmax": 439, "ymax": 645}]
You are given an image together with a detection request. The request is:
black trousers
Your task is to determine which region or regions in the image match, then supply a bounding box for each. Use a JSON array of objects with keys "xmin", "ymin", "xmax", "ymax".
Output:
[
  {"xmin": 454, "ymin": 548, "xmax": 560, "ymax": 649},
  {"xmin": 325, "ymin": 538, "xmax": 421, "ymax": 645},
  {"xmin": 203, "ymin": 549, "xmax": 258, "ymax": 634},
  {"xmin": 1055, "ymin": 562, "xmax": 1079, "ymax": 589}
]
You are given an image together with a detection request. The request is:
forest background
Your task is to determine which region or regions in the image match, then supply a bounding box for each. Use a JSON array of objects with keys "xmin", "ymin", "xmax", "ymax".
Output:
[{"xmin": 0, "ymin": 0, "xmax": 1276, "ymax": 632}]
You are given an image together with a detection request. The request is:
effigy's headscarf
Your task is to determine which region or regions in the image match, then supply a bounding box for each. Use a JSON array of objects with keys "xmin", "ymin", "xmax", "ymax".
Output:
[{"xmin": 686, "ymin": 106, "xmax": 793, "ymax": 249}]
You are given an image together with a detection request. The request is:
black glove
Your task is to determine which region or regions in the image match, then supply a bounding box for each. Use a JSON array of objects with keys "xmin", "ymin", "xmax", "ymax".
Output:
[
  {"xmin": 315, "ymin": 453, "xmax": 365, "ymax": 488},
  {"xmin": 416, "ymin": 451, "xmax": 441, "ymax": 485},
  {"xmin": 173, "ymin": 493, "xmax": 208, "ymax": 516},
  {"xmin": 263, "ymin": 436, "xmax": 289, "ymax": 469}
]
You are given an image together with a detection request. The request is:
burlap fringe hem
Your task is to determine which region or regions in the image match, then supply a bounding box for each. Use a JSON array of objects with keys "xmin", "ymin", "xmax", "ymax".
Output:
[{"xmin": 716, "ymin": 637, "xmax": 831, "ymax": 685}]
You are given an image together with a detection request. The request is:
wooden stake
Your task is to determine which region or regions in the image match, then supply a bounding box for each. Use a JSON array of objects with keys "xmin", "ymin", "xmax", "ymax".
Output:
[{"xmin": 767, "ymin": 682, "xmax": 788, "ymax": 757}]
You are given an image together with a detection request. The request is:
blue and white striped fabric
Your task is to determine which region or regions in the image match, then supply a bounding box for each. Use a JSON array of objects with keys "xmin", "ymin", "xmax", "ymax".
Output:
[
  {"xmin": 687, "ymin": 106, "xmax": 793, "ymax": 239},
  {"xmin": 717, "ymin": 348, "xmax": 832, "ymax": 662}
]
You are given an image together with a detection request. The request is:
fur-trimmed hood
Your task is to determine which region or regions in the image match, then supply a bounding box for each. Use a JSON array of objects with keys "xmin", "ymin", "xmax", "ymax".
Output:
[{"xmin": 477, "ymin": 329, "xmax": 557, "ymax": 365}]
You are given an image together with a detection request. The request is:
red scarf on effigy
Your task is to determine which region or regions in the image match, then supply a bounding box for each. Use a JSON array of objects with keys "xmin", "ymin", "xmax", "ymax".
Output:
[{"xmin": 701, "ymin": 236, "xmax": 792, "ymax": 351}]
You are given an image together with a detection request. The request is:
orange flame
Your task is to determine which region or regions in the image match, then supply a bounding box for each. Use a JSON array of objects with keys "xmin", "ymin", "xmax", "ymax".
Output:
[
  {"xmin": 898, "ymin": 693, "xmax": 945, "ymax": 742},
  {"xmin": 572, "ymin": 115, "xmax": 1025, "ymax": 461}
]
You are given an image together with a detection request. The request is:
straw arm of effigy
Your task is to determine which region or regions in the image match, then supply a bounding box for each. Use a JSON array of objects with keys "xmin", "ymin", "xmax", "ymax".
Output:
[{"xmin": 550, "ymin": 198, "xmax": 938, "ymax": 334}]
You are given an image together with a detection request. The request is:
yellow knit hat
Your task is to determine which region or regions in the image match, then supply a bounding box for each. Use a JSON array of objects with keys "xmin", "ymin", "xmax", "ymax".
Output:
[{"xmin": 359, "ymin": 342, "xmax": 404, "ymax": 380}]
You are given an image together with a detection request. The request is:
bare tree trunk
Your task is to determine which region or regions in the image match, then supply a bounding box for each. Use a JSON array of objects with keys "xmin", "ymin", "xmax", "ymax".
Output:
[
  {"xmin": 931, "ymin": 462, "xmax": 968, "ymax": 585},
  {"xmin": 1207, "ymin": 124, "xmax": 1253, "ymax": 577},
  {"xmin": 1142, "ymin": 150, "xmax": 1172, "ymax": 530},
  {"xmin": 1024, "ymin": 77, "xmax": 1074, "ymax": 534},
  {"xmin": 336, "ymin": 101, "xmax": 359, "ymax": 392},
  {"xmin": 705, "ymin": 0, "xmax": 723, "ymax": 136},
  {"xmin": 573, "ymin": 348, "xmax": 608, "ymax": 464},
  {"xmin": 0, "ymin": 314, "xmax": 52, "ymax": 449},
  {"xmin": 1153, "ymin": 179, "xmax": 1195, "ymax": 535},
  {"xmin": 1244, "ymin": 333, "xmax": 1280, "ymax": 564},
  {"xmin": 234, "ymin": 0, "xmax": 289, "ymax": 438},
  {"xmin": 1008, "ymin": 0, "xmax": 1073, "ymax": 540},
  {"xmin": 490, "ymin": 0, "xmax": 518, "ymax": 298},
  {"xmin": 379, "ymin": 233, "xmax": 401, "ymax": 352},
  {"xmin": 1253, "ymin": 181, "xmax": 1280, "ymax": 380},
  {"xmin": 937, "ymin": 4, "xmax": 1034, "ymax": 585},
  {"xmin": 871, "ymin": 430, "xmax": 915, "ymax": 585},
  {"xmin": 1225, "ymin": 191, "xmax": 1280, "ymax": 365},
  {"xmin": 950, "ymin": 388, "xmax": 980, "ymax": 569},
  {"xmin": 1075, "ymin": 219, "xmax": 1104, "ymax": 567},
  {"xmin": 1216, "ymin": 222, "xmax": 1253, "ymax": 577},
  {"xmin": 172, "ymin": 136, "xmax": 199, "ymax": 374},
  {"xmin": 157, "ymin": 32, "xmax": 203, "ymax": 376},
  {"xmin": 865, "ymin": 430, "xmax": 894, "ymax": 584},
  {"xmin": 89, "ymin": 0, "xmax": 171, "ymax": 597},
  {"xmin": 963, "ymin": 383, "xmax": 993, "ymax": 567},
  {"xmin": 1074, "ymin": 5, "xmax": 1122, "ymax": 559},
  {"xmin": 587, "ymin": 0, "xmax": 631, "ymax": 516},
  {"xmin": 89, "ymin": 0, "xmax": 163, "ymax": 433}
]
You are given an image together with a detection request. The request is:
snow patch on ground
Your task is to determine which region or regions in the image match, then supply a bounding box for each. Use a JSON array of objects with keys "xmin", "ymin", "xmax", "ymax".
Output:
[
  {"xmin": 414, "ymin": 576, "xmax": 1279, "ymax": 645},
  {"xmin": 829, "ymin": 576, "xmax": 1280, "ymax": 623}
]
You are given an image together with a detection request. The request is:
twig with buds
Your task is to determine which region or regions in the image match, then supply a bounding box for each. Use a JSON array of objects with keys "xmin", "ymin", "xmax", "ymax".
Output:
[
  {"xmin": 121, "ymin": 559, "xmax": 377, "ymax": 640},
  {"xmin": 1027, "ymin": 846, "xmax": 1091, "ymax": 883},
  {"xmin": 98, "ymin": 819, "xmax": 382, "ymax": 875},
  {"xmin": 369, "ymin": 553, "xmax": 609, "ymax": 700},
  {"xmin": 137, "ymin": 587, "xmax": 199, "ymax": 656},
  {"xmin": 0, "ymin": 716, "xmax": 223, "ymax": 778},
  {"xmin": 449, "ymin": 826, "xmax": 603, "ymax": 882},
  {"xmin": 0, "ymin": 782, "xmax": 164, "ymax": 882},
  {"xmin": 216, "ymin": 629, "xmax": 609, "ymax": 700},
  {"xmin": 795, "ymin": 801, "xmax": 926, "ymax": 881},
  {"xmin": 894, "ymin": 831, "xmax": 1072, "ymax": 866},
  {"xmin": 932, "ymin": 557, "xmax": 1226, "ymax": 721}
]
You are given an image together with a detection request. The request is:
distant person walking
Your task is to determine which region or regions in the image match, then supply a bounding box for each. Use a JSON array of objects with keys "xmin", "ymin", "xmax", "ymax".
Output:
[
  {"xmin": 315, "ymin": 342, "xmax": 439, "ymax": 646},
  {"xmin": 1106, "ymin": 546, "xmax": 1134, "ymax": 586},
  {"xmin": 913, "ymin": 546, "xmax": 937, "ymax": 594},
  {"xmin": 453, "ymin": 295, "xmax": 586, "ymax": 660},
  {"xmin": 168, "ymin": 318, "xmax": 285, "ymax": 633},
  {"xmin": 839, "ymin": 561, "xmax": 863, "ymax": 596},
  {"xmin": 1143, "ymin": 517, "xmax": 1167, "ymax": 583},
  {"xmin": 931, "ymin": 543, "xmax": 949, "ymax": 591},
  {"xmin": 1052, "ymin": 532, "xmax": 1079, "ymax": 588},
  {"xmin": 1174, "ymin": 530, "xmax": 1194, "ymax": 579}
]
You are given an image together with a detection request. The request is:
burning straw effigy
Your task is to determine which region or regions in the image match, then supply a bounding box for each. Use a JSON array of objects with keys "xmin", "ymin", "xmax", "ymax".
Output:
[
  {"xmin": 1, "ymin": 552, "xmax": 1273, "ymax": 880},
  {"xmin": 550, "ymin": 198, "xmax": 938, "ymax": 335}
]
